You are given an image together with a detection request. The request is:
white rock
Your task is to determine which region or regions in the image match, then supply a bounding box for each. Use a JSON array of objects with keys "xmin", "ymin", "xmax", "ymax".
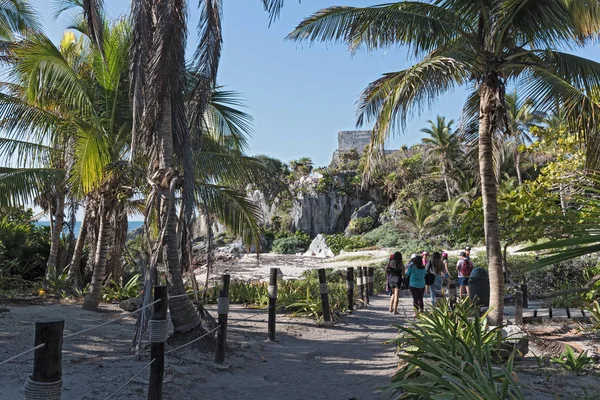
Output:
[{"xmin": 305, "ymin": 234, "xmax": 335, "ymax": 258}]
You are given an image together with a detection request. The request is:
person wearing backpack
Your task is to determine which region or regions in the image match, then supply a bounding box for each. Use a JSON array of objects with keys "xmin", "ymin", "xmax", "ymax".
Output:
[
  {"xmin": 406, "ymin": 254, "xmax": 426, "ymax": 313},
  {"xmin": 386, "ymin": 252, "xmax": 404, "ymax": 314},
  {"xmin": 426, "ymin": 252, "xmax": 445, "ymax": 306},
  {"xmin": 457, "ymin": 251, "xmax": 474, "ymax": 298}
]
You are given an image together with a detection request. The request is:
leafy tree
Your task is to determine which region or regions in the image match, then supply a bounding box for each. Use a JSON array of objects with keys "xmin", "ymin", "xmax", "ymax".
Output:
[
  {"xmin": 421, "ymin": 116, "xmax": 460, "ymax": 200},
  {"xmin": 287, "ymin": 0, "xmax": 600, "ymax": 324}
]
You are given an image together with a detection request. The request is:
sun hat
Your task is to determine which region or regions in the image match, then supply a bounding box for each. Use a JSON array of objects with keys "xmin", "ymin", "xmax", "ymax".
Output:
[
  {"xmin": 465, "ymin": 246, "xmax": 471, "ymax": 250},
  {"xmin": 422, "ymin": 251, "xmax": 429, "ymax": 256},
  {"xmin": 410, "ymin": 253, "xmax": 417, "ymax": 259},
  {"xmin": 442, "ymin": 252, "xmax": 448, "ymax": 257}
]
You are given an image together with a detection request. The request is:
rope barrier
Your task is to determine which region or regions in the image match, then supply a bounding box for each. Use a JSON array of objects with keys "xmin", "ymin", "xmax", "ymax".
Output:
[
  {"xmin": 0, "ymin": 343, "xmax": 45, "ymax": 367},
  {"xmin": 149, "ymin": 319, "xmax": 169, "ymax": 344},
  {"xmin": 103, "ymin": 359, "xmax": 156, "ymax": 400},
  {"xmin": 169, "ymin": 284, "xmax": 218, "ymax": 299},
  {"xmin": 24, "ymin": 378, "xmax": 62, "ymax": 400},
  {"xmin": 164, "ymin": 325, "xmax": 220, "ymax": 355},
  {"xmin": 63, "ymin": 299, "xmax": 161, "ymax": 340}
]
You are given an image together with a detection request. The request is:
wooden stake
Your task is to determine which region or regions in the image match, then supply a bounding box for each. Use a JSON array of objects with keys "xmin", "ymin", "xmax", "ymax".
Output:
[
  {"xmin": 215, "ymin": 274, "xmax": 230, "ymax": 363},
  {"xmin": 317, "ymin": 268, "xmax": 332, "ymax": 325},
  {"xmin": 521, "ymin": 284, "xmax": 528, "ymax": 308},
  {"xmin": 367, "ymin": 267, "xmax": 374, "ymax": 296},
  {"xmin": 268, "ymin": 268, "xmax": 277, "ymax": 341},
  {"xmin": 26, "ymin": 319, "xmax": 64, "ymax": 400},
  {"xmin": 148, "ymin": 285, "xmax": 168, "ymax": 400},
  {"xmin": 514, "ymin": 290, "xmax": 523, "ymax": 326},
  {"xmin": 346, "ymin": 267, "xmax": 354, "ymax": 314},
  {"xmin": 357, "ymin": 267, "xmax": 364, "ymax": 308}
]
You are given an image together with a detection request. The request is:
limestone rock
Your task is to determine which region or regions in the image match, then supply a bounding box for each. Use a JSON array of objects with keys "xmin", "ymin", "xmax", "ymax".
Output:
[
  {"xmin": 119, "ymin": 298, "xmax": 140, "ymax": 312},
  {"xmin": 305, "ymin": 234, "xmax": 335, "ymax": 258},
  {"xmin": 501, "ymin": 325, "xmax": 529, "ymax": 357},
  {"xmin": 344, "ymin": 201, "xmax": 378, "ymax": 235}
]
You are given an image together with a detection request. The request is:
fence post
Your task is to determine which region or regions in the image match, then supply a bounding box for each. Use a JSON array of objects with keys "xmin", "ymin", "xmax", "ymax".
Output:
[
  {"xmin": 25, "ymin": 319, "xmax": 64, "ymax": 400},
  {"xmin": 346, "ymin": 267, "xmax": 354, "ymax": 314},
  {"xmin": 514, "ymin": 290, "xmax": 523, "ymax": 325},
  {"xmin": 148, "ymin": 285, "xmax": 168, "ymax": 400},
  {"xmin": 362, "ymin": 267, "xmax": 370, "ymax": 305},
  {"xmin": 268, "ymin": 268, "xmax": 277, "ymax": 341},
  {"xmin": 357, "ymin": 267, "xmax": 364, "ymax": 308},
  {"xmin": 317, "ymin": 268, "xmax": 332, "ymax": 326},
  {"xmin": 521, "ymin": 284, "xmax": 528, "ymax": 308},
  {"xmin": 215, "ymin": 274, "xmax": 230, "ymax": 363},
  {"xmin": 367, "ymin": 267, "xmax": 374, "ymax": 296}
]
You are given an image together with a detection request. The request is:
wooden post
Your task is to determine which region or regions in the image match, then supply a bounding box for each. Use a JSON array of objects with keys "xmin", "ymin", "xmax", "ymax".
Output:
[
  {"xmin": 367, "ymin": 267, "xmax": 374, "ymax": 296},
  {"xmin": 357, "ymin": 267, "xmax": 364, "ymax": 308},
  {"xmin": 317, "ymin": 268, "xmax": 332, "ymax": 325},
  {"xmin": 148, "ymin": 285, "xmax": 168, "ymax": 400},
  {"xmin": 521, "ymin": 284, "xmax": 528, "ymax": 308},
  {"xmin": 362, "ymin": 267, "xmax": 370, "ymax": 305},
  {"xmin": 514, "ymin": 290, "xmax": 523, "ymax": 325},
  {"xmin": 25, "ymin": 319, "xmax": 64, "ymax": 400},
  {"xmin": 268, "ymin": 268, "xmax": 277, "ymax": 341},
  {"xmin": 215, "ymin": 274, "xmax": 230, "ymax": 363},
  {"xmin": 346, "ymin": 267, "xmax": 354, "ymax": 314}
]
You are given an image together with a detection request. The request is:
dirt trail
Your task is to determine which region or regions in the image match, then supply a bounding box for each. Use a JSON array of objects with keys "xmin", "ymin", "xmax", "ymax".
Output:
[{"xmin": 0, "ymin": 294, "xmax": 408, "ymax": 399}]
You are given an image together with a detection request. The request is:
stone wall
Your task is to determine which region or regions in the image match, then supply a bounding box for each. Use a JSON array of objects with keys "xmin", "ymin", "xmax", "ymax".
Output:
[{"xmin": 337, "ymin": 130, "xmax": 372, "ymax": 153}]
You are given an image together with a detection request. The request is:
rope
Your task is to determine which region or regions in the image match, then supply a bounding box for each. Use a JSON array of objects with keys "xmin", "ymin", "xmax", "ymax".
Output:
[
  {"xmin": 103, "ymin": 359, "xmax": 155, "ymax": 400},
  {"xmin": 165, "ymin": 325, "xmax": 220, "ymax": 355},
  {"xmin": 64, "ymin": 299, "xmax": 161, "ymax": 340},
  {"xmin": 24, "ymin": 378, "xmax": 62, "ymax": 400},
  {"xmin": 0, "ymin": 343, "xmax": 44, "ymax": 367},
  {"xmin": 149, "ymin": 320, "xmax": 169, "ymax": 343},
  {"xmin": 268, "ymin": 285, "xmax": 277, "ymax": 299},
  {"xmin": 169, "ymin": 285, "xmax": 217, "ymax": 300}
]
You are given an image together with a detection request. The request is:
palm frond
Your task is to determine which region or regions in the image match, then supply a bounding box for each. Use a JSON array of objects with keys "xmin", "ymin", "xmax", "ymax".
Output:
[
  {"xmin": 0, "ymin": 138, "xmax": 54, "ymax": 167},
  {"xmin": 0, "ymin": 167, "xmax": 65, "ymax": 207},
  {"xmin": 0, "ymin": 0, "xmax": 40, "ymax": 39}
]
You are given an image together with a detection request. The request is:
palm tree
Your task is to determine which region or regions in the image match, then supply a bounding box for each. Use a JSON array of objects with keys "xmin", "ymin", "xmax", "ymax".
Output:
[
  {"xmin": 400, "ymin": 196, "xmax": 438, "ymax": 241},
  {"xmin": 421, "ymin": 116, "xmax": 460, "ymax": 200},
  {"xmin": 287, "ymin": 1, "xmax": 600, "ymax": 325}
]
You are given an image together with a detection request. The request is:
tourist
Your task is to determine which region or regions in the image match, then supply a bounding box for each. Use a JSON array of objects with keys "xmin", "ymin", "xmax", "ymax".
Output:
[
  {"xmin": 426, "ymin": 252, "xmax": 445, "ymax": 306},
  {"xmin": 457, "ymin": 251, "xmax": 474, "ymax": 298},
  {"xmin": 464, "ymin": 246, "xmax": 471, "ymax": 260},
  {"xmin": 386, "ymin": 252, "xmax": 404, "ymax": 314},
  {"xmin": 422, "ymin": 251, "xmax": 430, "ymax": 293},
  {"xmin": 406, "ymin": 254, "xmax": 426, "ymax": 313},
  {"xmin": 441, "ymin": 252, "xmax": 451, "ymax": 287}
]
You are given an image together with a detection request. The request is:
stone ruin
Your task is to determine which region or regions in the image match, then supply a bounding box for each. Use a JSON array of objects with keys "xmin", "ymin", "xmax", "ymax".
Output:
[{"xmin": 337, "ymin": 130, "xmax": 372, "ymax": 153}]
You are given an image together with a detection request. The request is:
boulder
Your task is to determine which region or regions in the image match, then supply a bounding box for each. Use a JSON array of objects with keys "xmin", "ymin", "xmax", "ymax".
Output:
[
  {"xmin": 119, "ymin": 298, "xmax": 140, "ymax": 312},
  {"xmin": 344, "ymin": 201, "xmax": 378, "ymax": 235},
  {"xmin": 305, "ymin": 234, "xmax": 335, "ymax": 258},
  {"xmin": 501, "ymin": 325, "xmax": 529, "ymax": 357}
]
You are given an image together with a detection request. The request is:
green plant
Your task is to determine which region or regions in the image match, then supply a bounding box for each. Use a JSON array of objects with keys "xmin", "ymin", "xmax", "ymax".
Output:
[
  {"xmin": 271, "ymin": 231, "xmax": 311, "ymax": 254},
  {"xmin": 586, "ymin": 300, "xmax": 600, "ymax": 329},
  {"xmin": 101, "ymin": 274, "xmax": 141, "ymax": 302},
  {"xmin": 324, "ymin": 234, "xmax": 373, "ymax": 254},
  {"xmin": 346, "ymin": 216, "xmax": 374, "ymax": 235},
  {"xmin": 386, "ymin": 298, "xmax": 523, "ymax": 399},
  {"xmin": 551, "ymin": 344, "xmax": 594, "ymax": 375},
  {"xmin": 46, "ymin": 267, "xmax": 69, "ymax": 299}
]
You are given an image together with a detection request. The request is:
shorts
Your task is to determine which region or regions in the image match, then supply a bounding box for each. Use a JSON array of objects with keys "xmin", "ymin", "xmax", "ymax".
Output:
[
  {"xmin": 459, "ymin": 277, "xmax": 470, "ymax": 286},
  {"xmin": 389, "ymin": 277, "xmax": 402, "ymax": 289}
]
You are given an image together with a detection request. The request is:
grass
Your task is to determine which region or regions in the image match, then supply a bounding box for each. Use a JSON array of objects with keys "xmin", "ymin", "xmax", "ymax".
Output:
[{"xmin": 330, "ymin": 254, "xmax": 375, "ymax": 263}]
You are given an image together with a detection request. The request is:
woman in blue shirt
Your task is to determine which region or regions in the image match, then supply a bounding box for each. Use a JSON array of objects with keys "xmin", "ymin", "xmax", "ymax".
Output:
[{"xmin": 406, "ymin": 255, "xmax": 426, "ymax": 312}]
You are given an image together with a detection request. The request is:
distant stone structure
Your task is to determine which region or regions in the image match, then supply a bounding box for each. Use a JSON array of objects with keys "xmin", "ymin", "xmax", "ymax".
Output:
[{"xmin": 337, "ymin": 130, "xmax": 372, "ymax": 153}]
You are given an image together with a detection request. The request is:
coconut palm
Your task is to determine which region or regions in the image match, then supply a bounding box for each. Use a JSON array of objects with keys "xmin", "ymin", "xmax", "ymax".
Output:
[
  {"xmin": 421, "ymin": 116, "xmax": 460, "ymax": 200},
  {"xmin": 400, "ymin": 196, "xmax": 439, "ymax": 241},
  {"xmin": 287, "ymin": 0, "xmax": 600, "ymax": 324}
]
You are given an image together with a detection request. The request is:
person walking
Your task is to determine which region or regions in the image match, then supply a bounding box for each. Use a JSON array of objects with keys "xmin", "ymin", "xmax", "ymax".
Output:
[
  {"xmin": 406, "ymin": 254, "xmax": 426, "ymax": 313},
  {"xmin": 426, "ymin": 252, "xmax": 446, "ymax": 306},
  {"xmin": 457, "ymin": 251, "xmax": 474, "ymax": 298},
  {"xmin": 386, "ymin": 252, "xmax": 404, "ymax": 314},
  {"xmin": 464, "ymin": 246, "xmax": 472, "ymax": 260},
  {"xmin": 422, "ymin": 251, "xmax": 430, "ymax": 293},
  {"xmin": 442, "ymin": 252, "xmax": 451, "ymax": 288}
]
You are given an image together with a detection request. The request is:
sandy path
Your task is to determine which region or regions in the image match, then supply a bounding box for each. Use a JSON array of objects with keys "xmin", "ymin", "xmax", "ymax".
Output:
[{"xmin": 0, "ymin": 294, "xmax": 408, "ymax": 399}]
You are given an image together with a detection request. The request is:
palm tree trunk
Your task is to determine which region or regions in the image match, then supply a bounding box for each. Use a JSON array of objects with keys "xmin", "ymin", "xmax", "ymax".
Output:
[
  {"xmin": 158, "ymin": 97, "xmax": 201, "ymax": 333},
  {"xmin": 514, "ymin": 149, "xmax": 523, "ymax": 185},
  {"xmin": 68, "ymin": 206, "xmax": 89, "ymax": 289},
  {"xmin": 83, "ymin": 202, "xmax": 109, "ymax": 310},
  {"xmin": 478, "ymin": 78, "xmax": 505, "ymax": 326},
  {"xmin": 46, "ymin": 189, "xmax": 66, "ymax": 279},
  {"xmin": 442, "ymin": 168, "xmax": 451, "ymax": 201}
]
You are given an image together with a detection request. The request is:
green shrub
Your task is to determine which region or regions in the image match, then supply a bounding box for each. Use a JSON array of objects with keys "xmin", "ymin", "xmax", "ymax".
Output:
[
  {"xmin": 386, "ymin": 298, "xmax": 523, "ymax": 399},
  {"xmin": 324, "ymin": 234, "xmax": 373, "ymax": 254},
  {"xmin": 101, "ymin": 274, "xmax": 142, "ymax": 302},
  {"xmin": 346, "ymin": 217, "xmax": 374, "ymax": 235},
  {"xmin": 271, "ymin": 231, "xmax": 311, "ymax": 254},
  {"xmin": 551, "ymin": 344, "xmax": 594, "ymax": 375}
]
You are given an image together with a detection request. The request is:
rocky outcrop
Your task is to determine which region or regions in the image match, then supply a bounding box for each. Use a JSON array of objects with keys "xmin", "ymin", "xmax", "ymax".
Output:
[
  {"xmin": 291, "ymin": 173, "xmax": 363, "ymax": 237},
  {"xmin": 344, "ymin": 201, "xmax": 378, "ymax": 235},
  {"xmin": 247, "ymin": 189, "xmax": 279, "ymax": 226},
  {"xmin": 305, "ymin": 234, "xmax": 335, "ymax": 258}
]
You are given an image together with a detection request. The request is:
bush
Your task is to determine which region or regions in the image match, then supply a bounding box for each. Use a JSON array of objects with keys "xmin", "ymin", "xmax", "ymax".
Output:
[
  {"xmin": 271, "ymin": 231, "xmax": 311, "ymax": 254},
  {"xmin": 346, "ymin": 216, "xmax": 374, "ymax": 235},
  {"xmin": 324, "ymin": 234, "xmax": 374, "ymax": 254}
]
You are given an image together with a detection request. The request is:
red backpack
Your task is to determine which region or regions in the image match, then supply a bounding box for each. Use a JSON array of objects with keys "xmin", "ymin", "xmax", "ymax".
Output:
[{"xmin": 462, "ymin": 259, "xmax": 474, "ymax": 276}]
